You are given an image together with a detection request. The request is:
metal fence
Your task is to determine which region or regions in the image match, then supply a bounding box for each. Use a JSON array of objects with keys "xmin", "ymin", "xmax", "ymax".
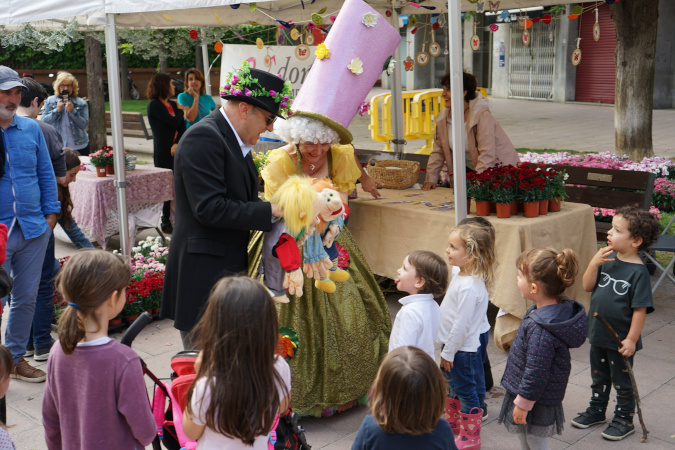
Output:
[{"xmin": 508, "ymin": 21, "xmax": 556, "ymax": 100}]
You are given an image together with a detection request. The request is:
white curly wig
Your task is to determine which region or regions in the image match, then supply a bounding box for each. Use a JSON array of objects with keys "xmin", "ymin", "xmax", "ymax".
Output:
[{"xmin": 273, "ymin": 115, "xmax": 341, "ymax": 146}]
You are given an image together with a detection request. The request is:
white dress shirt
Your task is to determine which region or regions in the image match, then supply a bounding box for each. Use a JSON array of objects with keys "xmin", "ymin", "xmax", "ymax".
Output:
[
  {"xmin": 389, "ymin": 293, "xmax": 441, "ymax": 361},
  {"xmin": 220, "ymin": 106, "xmax": 252, "ymax": 158},
  {"xmin": 436, "ymin": 266, "xmax": 489, "ymax": 362}
]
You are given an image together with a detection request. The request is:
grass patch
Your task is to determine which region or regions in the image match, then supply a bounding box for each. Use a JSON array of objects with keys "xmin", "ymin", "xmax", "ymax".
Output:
[
  {"xmin": 660, "ymin": 211, "xmax": 675, "ymax": 236},
  {"xmin": 105, "ymin": 100, "xmax": 150, "ymax": 114}
]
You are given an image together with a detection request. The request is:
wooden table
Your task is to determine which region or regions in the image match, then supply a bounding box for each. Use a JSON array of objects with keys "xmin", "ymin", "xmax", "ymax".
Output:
[
  {"xmin": 70, "ymin": 163, "xmax": 174, "ymax": 248},
  {"xmin": 348, "ymin": 187, "xmax": 597, "ymax": 349}
]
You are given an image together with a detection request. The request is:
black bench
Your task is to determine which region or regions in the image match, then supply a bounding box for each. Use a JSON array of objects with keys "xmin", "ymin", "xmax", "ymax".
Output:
[{"xmin": 105, "ymin": 112, "xmax": 153, "ymax": 140}]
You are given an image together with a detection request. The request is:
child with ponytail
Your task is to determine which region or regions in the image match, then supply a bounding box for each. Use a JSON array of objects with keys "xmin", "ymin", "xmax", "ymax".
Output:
[
  {"xmin": 42, "ymin": 250, "xmax": 156, "ymax": 449},
  {"xmin": 498, "ymin": 248, "xmax": 587, "ymax": 450}
]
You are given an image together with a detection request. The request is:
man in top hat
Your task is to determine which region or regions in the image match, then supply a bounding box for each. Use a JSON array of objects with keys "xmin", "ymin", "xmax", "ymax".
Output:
[
  {"xmin": 161, "ymin": 62, "xmax": 290, "ymax": 347},
  {"xmin": 0, "ymin": 66, "xmax": 60, "ymax": 381}
]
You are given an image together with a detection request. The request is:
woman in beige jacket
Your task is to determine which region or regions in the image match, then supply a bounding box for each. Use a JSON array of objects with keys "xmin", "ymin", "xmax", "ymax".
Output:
[{"xmin": 422, "ymin": 71, "xmax": 519, "ymax": 190}]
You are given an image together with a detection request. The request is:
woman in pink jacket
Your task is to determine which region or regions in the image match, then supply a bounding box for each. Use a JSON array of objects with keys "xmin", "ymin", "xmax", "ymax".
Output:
[{"xmin": 422, "ymin": 71, "xmax": 519, "ymax": 190}]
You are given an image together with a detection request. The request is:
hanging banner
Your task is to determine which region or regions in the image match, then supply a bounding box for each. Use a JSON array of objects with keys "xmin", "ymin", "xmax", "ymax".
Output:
[{"xmin": 220, "ymin": 44, "xmax": 316, "ymax": 100}]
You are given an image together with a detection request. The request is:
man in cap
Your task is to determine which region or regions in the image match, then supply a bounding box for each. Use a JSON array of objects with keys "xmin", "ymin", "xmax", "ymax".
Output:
[
  {"xmin": 0, "ymin": 66, "xmax": 60, "ymax": 382},
  {"xmin": 161, "ymin": 62, "xmax": 289, "ymax": 347}
]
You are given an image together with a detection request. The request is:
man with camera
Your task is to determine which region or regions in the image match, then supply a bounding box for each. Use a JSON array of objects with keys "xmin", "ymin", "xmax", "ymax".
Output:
[{"xmin": 41, "ymin": 71, "xmax": 90, "ymax": 156}]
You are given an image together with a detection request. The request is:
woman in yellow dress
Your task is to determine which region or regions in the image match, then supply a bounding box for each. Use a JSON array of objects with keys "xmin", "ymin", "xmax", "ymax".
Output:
[{"xmin": 250, "ymin": 115, "xmax": 390, "ymax": 416}]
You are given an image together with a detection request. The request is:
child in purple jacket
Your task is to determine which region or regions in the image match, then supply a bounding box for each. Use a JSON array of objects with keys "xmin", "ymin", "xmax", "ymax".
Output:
[
  {"xmin": 498, "ymin": 248, "xmax": 587, "ymax": 450},
  {"xmin": 42, "ymin": 251, "xmax": 156, "ymax": 449}
]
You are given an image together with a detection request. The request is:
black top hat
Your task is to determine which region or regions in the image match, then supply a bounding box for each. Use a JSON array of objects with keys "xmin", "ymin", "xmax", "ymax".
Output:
[{"xmin": 220, "ymin": 64, "xmax": 293, "ymax": 118}]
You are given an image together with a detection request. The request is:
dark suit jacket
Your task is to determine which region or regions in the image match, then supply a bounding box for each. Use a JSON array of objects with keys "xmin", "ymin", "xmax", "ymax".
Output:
[
  {"xmin": 160, "ymin": 108, "xmax": 272, "ymax": 331},
  {"xmin": 147, "ymin": 99, "xmax": 185, "ymax": 170}
]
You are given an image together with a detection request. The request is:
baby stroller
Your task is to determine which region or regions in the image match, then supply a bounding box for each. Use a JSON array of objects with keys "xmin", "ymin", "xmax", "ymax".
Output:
[{"xmin": 121, "ymin": 313, "xmax": 312, "ymax": 450}]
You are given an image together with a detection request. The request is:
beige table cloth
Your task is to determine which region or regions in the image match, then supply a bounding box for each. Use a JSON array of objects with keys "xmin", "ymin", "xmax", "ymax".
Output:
[{"xmin": 348, "ymin": 187, "xmax": 597, "ymax": 349}]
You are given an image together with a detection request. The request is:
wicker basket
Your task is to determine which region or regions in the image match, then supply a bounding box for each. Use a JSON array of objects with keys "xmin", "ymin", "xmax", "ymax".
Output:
[{"xmin": 366, "ymin": 158, "xmax": 420, "ymax": 190}]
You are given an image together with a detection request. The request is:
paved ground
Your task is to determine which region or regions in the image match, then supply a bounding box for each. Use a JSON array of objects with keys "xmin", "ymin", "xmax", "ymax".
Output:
[{"xmin": 5, "ymin": 95, "xmax": 675, "ymax": 449}]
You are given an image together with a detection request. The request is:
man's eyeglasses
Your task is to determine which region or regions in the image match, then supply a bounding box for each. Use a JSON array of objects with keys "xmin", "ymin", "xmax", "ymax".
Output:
[{"xmin": 254, "ymin": 107, "xmax": 277, "ymax": 126}]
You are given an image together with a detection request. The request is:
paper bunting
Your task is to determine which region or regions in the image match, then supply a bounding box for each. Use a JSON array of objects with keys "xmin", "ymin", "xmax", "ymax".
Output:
[
  {"xmin": 404, "ymin": 56, "xmax": 414, "ymax": 71},
  {"xmin": 489, "ymin": 1, "xmax": 500, "ymax": 12},
  {"xmin": 249, "ymin": 3, "xmax": 256, "ymax": 12},
  {"xmin": 230, "ymin": 4, "xmax": 240, "ymax": 9},
  {"xmin": 532, "ymin": 17, "xmax": 541, "ymax": 23},
  {"xmin": 500, "ymin": 10, "xmax": 509, "ymax": 20},
  {"xmin": 318, "ymin": 7, "xmax": 327, "ymax": 14},
  {"xmin": 163, "ymin": 14, "xmax": 173, "ymax": 21},
  {"xmin": 489, "ymin": 24, "xmax": 499, "ymax": 32},
  {"xmin": 214, "ymin": 42, "xmax": 223, "ymax": 53},
  {"xmin": 256, "ymin": 38, "xmax": 264, "ymax": 49},
  {"xmin": 233, "ymin": 30, "xmax": 244, "ymax": 40},
  {"xmin": 386, "ymin": 10, "xmax": 392, "ymax": 17},
  {"xmin": 330, "ymin": 16, "xmax": 337, "ymax": 23},
  {"xmin": 290, "ymin": 29, "xmax": 300, "ymax": 40},
  {"xmin": 467, "ymin": 0, "xmax": 478, "ymax": 3},
  {"xmin": 214, "ymin": 13, "xmax": 222, "ymax": 23},
  {"xmin": 249, "ymin": 21, "xmax": 259, "ymax": 25},
  {"xmin": 571, "ymin": 5, "xmax": 583, "ymax": 15},
  {"xmin": 476, "ymin": 1, "xmax": 485, "ymax": 13},
  {"xmin": 567, "ymin": 14, "xmax": 579, "ymax": 19},
  {"xmin": 189, "ymin": 29, "xmax": 198, "ymax": 39},
  {"xmin": 409, "ymin": 1, "xmax": 421, "ymax": 6},
  {"xmin": 525, "ymin": 19, "xmax": 533, "ymax": 29},
  {"xmin": 409, "ymin": 15, "xmax": 418, "ymax": 27},
  {"xmin": 542, "ymin": 14, "xmax": 552, "ymax": 24},
  {"xmin": 311, "ymin": 13, "xmax": 323, "ymax": 25},
  {"xmin": 277, "ymin": 20, "xmax": 292, "ymax": 29},
  {"xmin": 433, "ymin": 22, "xmax": 440, "ymax": 30},
  {"xmin": 307, "ymin": 22, "xmax": 317, "ymax": 30}
]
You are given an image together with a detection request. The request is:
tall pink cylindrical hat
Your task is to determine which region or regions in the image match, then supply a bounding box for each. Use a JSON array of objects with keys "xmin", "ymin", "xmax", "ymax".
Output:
[{"xmin": 290, "ymin": 0, "xmax": 401, "ymax": 144}]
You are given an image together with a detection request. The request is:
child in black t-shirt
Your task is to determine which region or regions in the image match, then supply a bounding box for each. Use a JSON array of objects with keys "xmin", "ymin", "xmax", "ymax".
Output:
[{"xmin": 572, "ymin": 205, "xmax": 660, "ymax": 441}]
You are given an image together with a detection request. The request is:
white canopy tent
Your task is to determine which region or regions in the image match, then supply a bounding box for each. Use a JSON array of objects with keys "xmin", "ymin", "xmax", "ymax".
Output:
[{"xmin": 2, "ymin": 0, "xmax": 562, "ymax": 256}]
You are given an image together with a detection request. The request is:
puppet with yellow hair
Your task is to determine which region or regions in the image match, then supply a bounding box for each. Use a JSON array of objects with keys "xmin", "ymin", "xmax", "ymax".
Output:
[
  {"xmin": 301, "ymin": 179, "xmax": 350, "ymax": 294},
  {"xmin": 262, "ymin": 175, "xmax": 328, "ymax": 303}
]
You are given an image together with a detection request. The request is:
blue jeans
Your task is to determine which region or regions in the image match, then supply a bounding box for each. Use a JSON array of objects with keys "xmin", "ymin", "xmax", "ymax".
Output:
[
  {"xmin": 1, "ymin": 224, "xmax": 50, "ymax": 363},
  {"xmin": 58, "ymin": 217, "xmax": 93, "ymax": 249},
  {"xmin": 30, "ymin": 233, "xmax": 60, "ymax": 349},
  {"xmin": 443, "ymin": 350, "xmax": 486, "ymax": 414}
]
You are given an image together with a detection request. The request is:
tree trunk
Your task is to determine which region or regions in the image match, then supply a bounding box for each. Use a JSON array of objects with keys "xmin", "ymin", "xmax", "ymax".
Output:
[
  {"xmin": 85, "ymin": 34, "xmax": 106, "ymax": 151},
  {"xmin": 195, "ymin": 42, "xmax": 204, "ymax": 73},
  {"xmin": 611, "ymin": 0, "xmax": 659, "ymax": 161},
  {"xmin": 119, "ymin": 51, "xmax": 131, "ymax": 100}
]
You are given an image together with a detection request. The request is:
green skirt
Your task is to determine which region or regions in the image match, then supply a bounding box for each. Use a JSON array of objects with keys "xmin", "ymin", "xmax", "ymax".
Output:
[{"xmin": 249, "ymin": 227, "xmax": 391, "ymax": 416}]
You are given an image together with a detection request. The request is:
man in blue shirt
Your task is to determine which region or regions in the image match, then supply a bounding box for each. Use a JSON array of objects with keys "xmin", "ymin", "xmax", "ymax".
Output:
[{"xmin": 0, "ymin": 66, "xmax": 60, "ymax": 382}]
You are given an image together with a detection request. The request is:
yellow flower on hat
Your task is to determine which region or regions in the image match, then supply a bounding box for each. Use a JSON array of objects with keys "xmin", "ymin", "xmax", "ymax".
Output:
[
  {"xmin": 362, "ymin": 12, "xmax": 378, "ymax": 28},
  {"xmin": 348, "ymin": 58, "xmax": 364, "ymax": 75},
  {"xmin": 315, "ymin": 43, "xmax": 330, "ymax": 60}
]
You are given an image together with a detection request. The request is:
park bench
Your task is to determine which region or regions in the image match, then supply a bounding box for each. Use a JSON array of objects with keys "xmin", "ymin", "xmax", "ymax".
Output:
[{"xmin": 105, "ymin": 111, "xmax": 153, "ymax": 140}]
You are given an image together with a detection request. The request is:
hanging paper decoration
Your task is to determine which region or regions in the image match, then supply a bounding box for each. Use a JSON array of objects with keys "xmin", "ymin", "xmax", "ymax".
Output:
[
  {"xmin": 290, "ymin": 29, "xmax": 300, "ymax": 40},
  {"xmin": 318, "ymin": 7, "xmax": 327, "ymax": 14},
  {"xmin": 525, "ymin": 19, "xmax": 533, "ymax": 29},
  {"xmin": 404, "ymin": 56, "xmax": 415, "ymax": 71},
  {"xmin": 307, "ymin": 22, "xmax": 317, "ymax": 30},
  {"xmin": 386, "ymin": 10, "xmax": 392, "ymax": 17},
  {"xmin": 295, "ymin": 44, "xmax": 310, "ymax": 61},
  {"xmin": 489, "ymin": 1, "xmax": 500, "ymax": 12},
  {"xmin": 522, "ymin": 28, "xmax": 530, "ymax": 46},
  {"xmin": 432, "ymin": 22, "xmax": 440, "ymax": 30},
  {"xmin": 567, "ymin": 14, "xmax": 579, "ymax": 19},
  {"xmin": 409, "ymin": 15, "xmax": 418, "ymax": 27},
  {"xmin": 363, "ymin": 12, "xmax": 378, "ymax": 27},
  {"xmin": 571, "ymin": 5, "xmax": 583, "ymax": 15},
  {"xmin": 572, "ymin": 37, "xmax": 582, "ymax": 66},
  {"xmin": 409, "ymin": 1, "xmax": 422, "ymax": 6},
  {"xmin": 500, "ymin": 10, "xmax": 509, "ymax": 20},
  {"xmin": 593, "ymin": 8, "xmax": 601, "ymax": 41},
  {"xmin": 467, "ymin": 0, "xmax": 478, "ymax": 3},
  {"xmin": 256, "ymin": 38, "xmax": 264, "ymax": 49},
  {"xmin": 489, "ymin": 24, "xmax": 499, "ymax": 32},
  {"xmin": 189, "ymin": 29, "xmax": 198, "ymax": 39},
  {"xmin": 306, "ymin": 32, "xmax": 316, "ymax": 45},
  {"xmin": 416, "ymin": 48, "xmax": 430, "ymax": 66},
  {"xmin": 315, "ymin": 43, "xmax": 330, "ymax": 59},
  {"xmin": 476, "ymin": 1, "xmax": 485, "ymax": 13},
  {"xmin": 249, "ymin": 3, "xmax": 257, "ymax": 12},
  {"xmin": 330, "ymin": 15, "xmax": 337, "ymax": 22},
  {"xmin": 348, "ymin": 58, "xmax": 364, "ymax": 75},
  {"xmin": 429, "ymin": 42, "xmax": 441, "ymax": 57},
  {"xmin": 230, "ymin": 4, "xmax": 240, "ymax": 9},
  {"xmin": 163, "ymin": 14, "xmax": 173, "ymax": 21},
  {"xmin": 542, "ymin": 14, "xmax": 552, "ymax": 24},
  {"xmin": 411, "ymin": 27, "xmax": 418, "ymax": 34},
  {"xmin": 277, "ymin": 20, "xmax": 292, "ymax": 29},
  {"xmin": 249, "ymin": 21, "xmax": 260, "ymax": 25},
  {"xmin": 233, "ymin": 30, "xmax": 244, "ymax": 40},
  {"xmin": 311, "ymin": 13, "xmax": 323, "ymax": 25},
  {"xmin": 471, "ymin": 34, "xmax": 480, "ymax": 50},
  {"xmin": 214, "ymin": 41, "xmax": 223, "ymax": 53},
  {"xmin": 532, "ymin": 17, "xmax": 541, "ymax": 24},
  {"xmin": 214, "ymin": 13, "xmax": 222, "ymax": 24}
]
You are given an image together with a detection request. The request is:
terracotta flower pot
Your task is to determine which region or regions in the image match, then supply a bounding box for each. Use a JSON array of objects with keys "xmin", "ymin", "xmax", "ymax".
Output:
[
  {"xmin": 96, "ymin": 166, "xmax": 107, "ymax": 177},
  {"xmin": 510, "ymin": 200, "xmax": 518, "ymax": 215},
  {"xmin": 523, "ymin": 201, "xmax": 539, "ymax": 218},
  {"xmin": 109, "ymin": 318, "xmax": 123, "ymax": 327},
  {"xmin": 475, "ymin": 200, "xmax": 490, "ymax": 217},
  {"xmin": 539, "ymin": 199, "xmax": 549, "ymax": 216},
  {"xmin": 467, "ymin": 199, "xmax": 472, "ymax": 215},
  {"xmin": 496, "ymin": 202, "xmax": 511, "ymax": 218},
  {"xmin": 106, "ymin": 164, "xmax": 115, "ymax": 175},
  {"xmin": 549, "ymin": 197, "xmax": 562, "ymax": 212},
  {"xmin": 125, "ymin": 314, "xmax": 140, "ymax": 323}
]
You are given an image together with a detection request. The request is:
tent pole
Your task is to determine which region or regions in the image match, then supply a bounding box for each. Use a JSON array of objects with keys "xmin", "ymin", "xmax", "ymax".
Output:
[
  {"xmin": 105, "ymin": 13, "xmax": 131, "ymax": 259},
  {"xmin": 391, "ymin": 5, "xmax": 405, "ymax": 156},
  {"xmin": 448, "ymin": 3, "xmax": 466, "ymax": 224},
  {"xmin": 201, "ymin": 29, "xmax": 211, "ymax": 96}
]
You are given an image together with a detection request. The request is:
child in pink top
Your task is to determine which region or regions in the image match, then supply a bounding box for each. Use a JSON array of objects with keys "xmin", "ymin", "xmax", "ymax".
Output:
[{"xmin": 42, "ymin": 251, "xmax": 156, "ymax": 449}]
